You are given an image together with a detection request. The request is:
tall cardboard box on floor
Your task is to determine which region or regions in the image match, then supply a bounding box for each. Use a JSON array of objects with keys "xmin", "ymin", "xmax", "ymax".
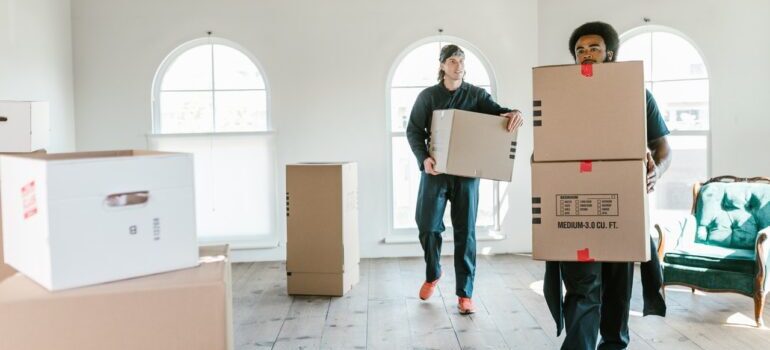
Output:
[
  {"xmin": 0, "ymin": 101, "xmax": 50, "ymax": 153},
  {"xmin": 0, "ymin": 150, "xmax": 199, "ymax": 290},
  {"xmin": 429, "ymin": 109, "xmax": 518, "ymax": 181},
  {"xmin": 0, "ymin": 245, "xmax": 233, "ymax": 350},
  {"xmin": 532, "ymin": 61, "xmax": 647, "ymax": 162},
  {"xmin": 531, "ymin": 160, "xmax": 649, "ymax": 262},
  {"xmin": 286, "ymin": 162, "xmax": 359, "ymax": 296}
]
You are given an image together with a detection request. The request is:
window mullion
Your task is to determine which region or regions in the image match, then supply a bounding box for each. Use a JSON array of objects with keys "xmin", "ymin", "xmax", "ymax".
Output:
[{"xmin": 210, "ymin": 43, "xmax": 217, "ymax": 133}]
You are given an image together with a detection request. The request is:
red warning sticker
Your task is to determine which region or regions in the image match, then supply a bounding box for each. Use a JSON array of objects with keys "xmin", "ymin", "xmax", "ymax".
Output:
[
  {"xmin": 580, "ymin": 161, "xmax": 593, "ymax": 173},
  {"xmin": 21, "ymin": 181, "xmax": 38, "ymax": 219},
  {"xmin": 577, "ymin": 248, "xmax": 595, "ymax": 262},
  {"xmin": 581, "ymin": 63, "xmax": 593, "ymax": 77}
]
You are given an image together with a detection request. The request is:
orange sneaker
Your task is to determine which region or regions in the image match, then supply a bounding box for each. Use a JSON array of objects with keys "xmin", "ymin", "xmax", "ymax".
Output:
[
  {"xmin": 458, "ymin": 297, "xmax": 476, "ymax": 314},
  {"xmin": 419, "ymin": 273, "xmax": 441, "ymax": 300}
]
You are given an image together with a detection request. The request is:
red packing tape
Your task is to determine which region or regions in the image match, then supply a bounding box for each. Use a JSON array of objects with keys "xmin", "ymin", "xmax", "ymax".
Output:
[
  {"xmin": 577, "ymin": 248, "xmax": 595, "ymax": 262},
  {"xmin": 581, "ymin": 63, "xmax": 593, "ymax": 77},
  {"xmin": 580, "ymin": 161, "xmax": 593, "ymax": 173}
]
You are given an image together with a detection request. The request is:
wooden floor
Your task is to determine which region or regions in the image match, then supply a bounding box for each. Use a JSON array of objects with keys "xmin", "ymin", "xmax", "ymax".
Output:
[{"xmin": 233, "ymin": 254, "xmax": 770, "ymax": 350}]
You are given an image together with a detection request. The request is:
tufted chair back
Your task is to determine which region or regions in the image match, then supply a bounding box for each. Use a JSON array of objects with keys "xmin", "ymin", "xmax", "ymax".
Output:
[{"xmin": 694, "ymin": 176, "xmax": 770, "ymax": 250}]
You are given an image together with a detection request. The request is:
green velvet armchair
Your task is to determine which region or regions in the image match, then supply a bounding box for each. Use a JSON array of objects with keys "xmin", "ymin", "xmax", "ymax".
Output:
[{"xmin": 656, "ymin": 176, "xmax": 770, "ymax": 327}]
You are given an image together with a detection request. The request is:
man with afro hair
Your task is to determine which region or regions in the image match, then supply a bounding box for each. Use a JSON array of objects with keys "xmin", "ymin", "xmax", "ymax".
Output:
[{"xmin": 542, "ymin": 21, "xmax": 672, "ymax": 350}]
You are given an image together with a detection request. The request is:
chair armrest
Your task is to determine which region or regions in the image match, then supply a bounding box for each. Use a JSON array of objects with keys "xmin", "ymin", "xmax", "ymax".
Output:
[
  {"xmin": 659, "ymin": 215, "xmax": 697, "ymax": 252},
  {"xmin": 756, "ymin": 227, "xmax": 769, "ymax": 292},
  {"xmin": 654, "ymin": 224, "xmax": 666, "ymax": 261}
]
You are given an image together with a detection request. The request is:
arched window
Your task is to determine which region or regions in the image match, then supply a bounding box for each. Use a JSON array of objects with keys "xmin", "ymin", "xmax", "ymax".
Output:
[
  {"xmin": 619, "ymin": 27, "xmax": 710, "ymax": 221},
  {"xmin": 150, "ymin": 38, "xmax": 275, "ymax": 246},
  {"xmin": 388, "ymin": 37, "xmax": 500, "ymax": 235},
  {"xmin": 152, "ymin": 38, "xmax": 268, "ymax": 134}
]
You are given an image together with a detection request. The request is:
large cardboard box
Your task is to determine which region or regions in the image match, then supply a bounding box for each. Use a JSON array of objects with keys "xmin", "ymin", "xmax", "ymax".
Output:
[
  {"xmin": 286, "ymin": 162, "xmax": 359, "ymax": 296},
  {"xmin": 429, "ymin": 109, "xmax": 518, "ymax": 181},
  {"xmin": 0, "ymin": 245, "xmax": 233, "ymax": 350},
  {"xmin": 0, "ymin": 150, "xmax": 199, "ymax": 290},
  {"xmin": 0, "ymin": 101, "xmax": 49, "ymax": 153},
  {"xmin": 532, "ymin": 61, "xmax": 647, "ymax": 162},
  {"xmin": 531, "ymin": 160, "xmax": 650, "ymax": 262}
]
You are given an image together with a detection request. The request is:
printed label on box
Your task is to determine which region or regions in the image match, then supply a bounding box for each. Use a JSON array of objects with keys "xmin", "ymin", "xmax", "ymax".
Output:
[
  {"xmin": 556, "ymin": 194, "xmax": 618, "ymax": 216},
  {"xmin": 21, "ymin": 181, "xmax": 38, "ymax": 219}
]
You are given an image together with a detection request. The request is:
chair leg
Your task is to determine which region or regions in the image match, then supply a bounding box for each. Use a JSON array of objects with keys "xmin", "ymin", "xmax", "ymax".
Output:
[{"xmin": 756, "ymin": 291, "xmax": 767, "ymax": 327}]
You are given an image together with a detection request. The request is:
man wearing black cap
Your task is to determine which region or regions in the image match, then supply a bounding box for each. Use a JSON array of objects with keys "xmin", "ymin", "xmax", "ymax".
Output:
[
  {"xmin": 543, "ymin": 21, "xmax": 672, "ymax": 350},
  {"xmin": 406, "ymin": 44, "xmax": 524, "ymax": 314}
]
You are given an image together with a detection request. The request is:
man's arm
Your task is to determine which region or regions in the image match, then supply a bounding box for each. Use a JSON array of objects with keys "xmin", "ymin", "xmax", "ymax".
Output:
[
  {"xmin": 645, "ymin": 90, "xmax": 673, "ymax": 193},
  {"xmin": 646, "ymin": 136, "xmax": 672, "ymax": 193},
  {"xmin": 478, "ymin": 89, "xmax": 524, "ymax": 132},
  {"xmin": 477, "ymin": 89, "xmax": 512, "ymax": 115},
  {"xmin": 406, "ymin": 92, "xmax": 432, "ymax": 171}
]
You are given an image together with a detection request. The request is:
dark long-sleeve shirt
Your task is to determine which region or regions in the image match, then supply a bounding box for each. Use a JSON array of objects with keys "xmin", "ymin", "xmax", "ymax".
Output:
[
  {"xmin": 406, "ymin": 81, "xmax": 512, "ymax": 170},
  {"xmin": 544, "ymin": 88, "xmax": 670, "ymax": 336}
]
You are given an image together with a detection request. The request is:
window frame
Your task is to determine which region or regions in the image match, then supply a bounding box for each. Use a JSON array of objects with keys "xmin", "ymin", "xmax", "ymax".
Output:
[
  {"xmin": 151, "ymin": 37, "xmax": 272, "ymax": 135},
  {"xmin": 619, "ymin": 25, "xmax": 712, "ymax": 207},
  {"xmin": 148, "ymin": 38, "xmax": 279, "ymax": 249},
  {"xmin": 384, "ymin": 36, "xmax": 504, "ymax": 239}
]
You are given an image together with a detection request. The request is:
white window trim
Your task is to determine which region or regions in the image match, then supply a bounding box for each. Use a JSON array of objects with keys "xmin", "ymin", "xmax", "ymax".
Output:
[
  {"xmin": 144, "ymin": 132, "xmax": 282, "ymax": 250},
  {"xmin": 149, "ymin": 37, "xmax": 279, "ymax": 250},
  {"xmin": 384, "ymin": 35, "xmax": 505, "ymax": 243},
  {"xmin": 150, "ymin": 36, "xmax": 273, "ymax": 134},
  {"xmin": 620, "ymin": 25, "xmax": 712, "ymax": 178}
]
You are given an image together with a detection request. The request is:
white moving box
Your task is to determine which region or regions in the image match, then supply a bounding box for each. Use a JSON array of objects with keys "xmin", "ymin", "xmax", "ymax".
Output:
[
  {"xmin": 0, "ymin": 150, "xmax": 199, "ymax": 291},
  {"xmin": 0, "ymin": 101, "xmax": 49, "ymax": 153}
]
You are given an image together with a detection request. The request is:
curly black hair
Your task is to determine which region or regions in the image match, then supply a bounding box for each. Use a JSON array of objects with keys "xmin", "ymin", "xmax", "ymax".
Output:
[{"xmin": 568, "ymin": 21, "xmax": 619, "ymax": 62}]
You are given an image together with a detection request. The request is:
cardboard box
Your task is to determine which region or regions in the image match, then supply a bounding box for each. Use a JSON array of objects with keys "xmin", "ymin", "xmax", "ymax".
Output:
[
  {"xmin": 286, "ymin": 162, "xmax": 359, "ymax": 296},
  {"xmin": 531, "ymin": 160, "xmax": 649, "ymax": 262},
  {"xmin": 532, "ymin": 61, "xmax": 647, "ymax": 162},
  {"xmin": 0, "ymin": 150, "xmax": 199, "ymax": 290},
  {"xmin": 0, "ymin": 150, "xmax": 45, "ymax": 280},
  {"xmin": 0, "ymin": 245, "xmax": 233, "ymax": 350},
  {"xmin": 287, "ymin": 263, "xmax": 360, "ymax": 296},
  {"xmin": 0, "ymin": 195, "xmax": 14, "ymax": 281},
  {"xmin": 0, "ymin": 101, "xmax": 49, "ymax": 153},
  {"xmin": 429, "ymin": 109, "xmax": 518, "ymax": 181}
]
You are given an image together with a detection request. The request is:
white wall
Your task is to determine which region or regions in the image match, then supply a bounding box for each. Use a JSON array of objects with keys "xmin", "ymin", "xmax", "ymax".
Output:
[
  {"xmin": 538, "ymin": 0, "xmax": 770, "ymax": 177},
  {"xmin": 71, "ymin": 0, "xmax": 539, "ymax": 260},
  {"xmin": 71, "ymin": 0, "xmax": 770, "ymax": 260},
  {"xmin": 0, "ymin": 0, "xmax": 75, "ymax": 151}
]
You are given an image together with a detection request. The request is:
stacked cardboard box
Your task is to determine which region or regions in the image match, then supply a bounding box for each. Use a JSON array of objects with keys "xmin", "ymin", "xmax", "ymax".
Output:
[
  {"xmin": 531, "ymin": 61, "xmax": 651, "ymax": 262},
  {"xmin": 286, "ymin": 162, "xmax": 359, "ymax": 296},
  {"xmin": 0, "ymin": 101, "xmax": 50, "ymax": 280},
  {"xmin": 429, "ymin": 109, "xmax": 518, "ymax": 181},
  {"xmin": 0, "ymin": 150, "xmax": 199, "ymax": 290},
  {"xmin": 0, "ymin": 245, "xmax": 232, "ymax": 350},
  {"xmin": 0, "ymin": 101, "xmax": 232, "ymax": 347}
]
